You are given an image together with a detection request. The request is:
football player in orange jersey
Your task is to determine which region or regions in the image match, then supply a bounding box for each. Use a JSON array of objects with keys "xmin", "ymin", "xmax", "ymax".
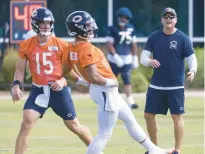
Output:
[
  {"xmin": 11, "ymin": 7, "xmax": 93, "ymax": 154},
  {"xmin": 65, "ymin": 11, "xmax": 173, "ymax": 154}
]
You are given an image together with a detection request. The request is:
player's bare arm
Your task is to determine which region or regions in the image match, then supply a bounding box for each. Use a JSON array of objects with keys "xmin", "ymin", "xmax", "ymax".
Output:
[
  {"xmin": 106, "ymin": 41, "xmax": 116, "ymax": 55},
  {"xmin": 62, "ymin": 64, "xmax": 89, "ymax": 87},
  {"xmin": 107, "ymin": 41, "xmax": 124, "ymax": 67},
  {"xmin": 11, "ymin": 58, "xmax": 27, "ymax": 101},
  {"xmin": 85, "ymin": 64, "xmax": 118, "ymax": 87},
  {"xmin": 131, "ymin": 42, "xmax": 137, "ymax": 56},
  {"xmin": 131, "ymin": 42, "xmax": 139, "ymax": 68}
]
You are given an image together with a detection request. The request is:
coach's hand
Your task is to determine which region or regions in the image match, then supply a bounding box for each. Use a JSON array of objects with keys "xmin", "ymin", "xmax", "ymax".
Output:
[
  {"xmin": 11, "ymin": 85, "xmax": 23, "ymax": 102},
  {"xmin": 149, "ymin": 59, "xmax": 160, "ymax": 68},
  {"xmin": 51, "ymin": 77, "xmax": 66, "ymax": 91},
  {"xmin": 186, "ymin": 71, "xmax": 195, "ymax": 82}
]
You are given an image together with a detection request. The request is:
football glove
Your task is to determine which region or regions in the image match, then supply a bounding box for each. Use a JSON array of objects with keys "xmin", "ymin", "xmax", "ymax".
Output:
[
  {"xmin": 113, "ymin": 54, "xmax": 124, "ymax": 67},
  {"xmin": 132, "ymin": 55, "xmax": 139, "ymax": 69}
]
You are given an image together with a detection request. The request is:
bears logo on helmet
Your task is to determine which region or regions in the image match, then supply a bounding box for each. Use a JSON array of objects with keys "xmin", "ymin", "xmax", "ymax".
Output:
[{"xmin": 65, "ymin": 11, "xmax": 98, "ymax": 39}]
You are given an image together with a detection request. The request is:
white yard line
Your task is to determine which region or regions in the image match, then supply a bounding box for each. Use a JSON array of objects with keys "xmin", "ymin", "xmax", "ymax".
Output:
[{"xmin": 0, "ymin": 91, "xmax": 204, "ymax": 100}]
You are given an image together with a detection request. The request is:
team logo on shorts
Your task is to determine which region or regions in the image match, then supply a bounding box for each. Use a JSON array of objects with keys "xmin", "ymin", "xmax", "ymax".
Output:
[
  {"xmin": 67, "ymin": 113, "xmax": 72, "ymax": 117},
  {"xmin": 169, "ymin": 41, "xmax": 177, "ymax": 49}
]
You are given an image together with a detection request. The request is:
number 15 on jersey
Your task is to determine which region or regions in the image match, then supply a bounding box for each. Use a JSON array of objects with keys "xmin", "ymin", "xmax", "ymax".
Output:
[{"xmin": 36, "ymin": 52, "xmax": 54, "ymax": 75}]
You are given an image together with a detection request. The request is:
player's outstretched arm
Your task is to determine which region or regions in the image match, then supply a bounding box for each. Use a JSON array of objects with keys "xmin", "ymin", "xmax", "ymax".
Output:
[
  {"xmin": 84, "ymin": 64, "xmax": 118, "ymax": 87},
  {"xmin": 106, "ymin": 41, "xmax": 116, "ymax": 55},
  {"xmin": 11, "ymin": 58, "xmax": 27, "ymax": 102},
  {"xmin": 14, "ymin": 58, "xmax": 27, "ymax": 82},
  {"xmin": 62, "ymin": 64, "xmax": 89, "ymax": 87}
]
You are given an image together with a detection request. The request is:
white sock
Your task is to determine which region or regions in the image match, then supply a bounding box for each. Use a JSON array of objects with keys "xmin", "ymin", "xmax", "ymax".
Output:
[
  {"xmin": 127, "ymin": 95, "xmax": 135, "ymax": 105},
  {"xmin": 141, "ymin": 137, "xmax": 158, "ymax": 151}
]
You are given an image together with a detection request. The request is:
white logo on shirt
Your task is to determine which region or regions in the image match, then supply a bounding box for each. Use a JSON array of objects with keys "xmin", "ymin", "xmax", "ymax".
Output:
[
  {"xmin": 180, "ymin": 107, "xmax": 184, "ymax": 110},
  {"xmin": 169, "ymin": 41, "xmax": 177, "ymax": 49},
  {"xmin": 48, "ymin": 46, "xmax": 59, "ymax": 51}
]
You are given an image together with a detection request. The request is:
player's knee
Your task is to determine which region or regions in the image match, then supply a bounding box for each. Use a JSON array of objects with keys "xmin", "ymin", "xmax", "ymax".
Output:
[
  {"xmin": 21, "ymin": 118, "xmax": 35, "ymax": 132},
  {"xmin": 144, "ymin": 112, "xmax": 155, "ymax": 120},
  {"xmin": 171, "ymin": 114, "xmax": 182, "ymax": 122},
  {"xmin": 64, "ymin": 119, "xmax": 88, "ymax": 136}
]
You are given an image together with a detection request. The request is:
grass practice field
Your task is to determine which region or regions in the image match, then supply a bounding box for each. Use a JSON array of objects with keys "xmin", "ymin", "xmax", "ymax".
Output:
[{"xmin": 0, "ymin": 93, "xmax": 204, "ymax": 154}]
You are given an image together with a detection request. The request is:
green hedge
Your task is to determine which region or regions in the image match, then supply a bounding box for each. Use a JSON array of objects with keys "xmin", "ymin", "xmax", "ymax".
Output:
[
  {"xmin": 2, "ymin": 48, "xmax": 18, "ymax": 85},
  {"xmin": 118, "ymin": 69, "xmax": 149, "ymax": 93},
  {"xmin": 1, "ymin": 47, "xmax": 204, "ymax": 91},
  {"xmin": 186, "ymin": 47, "xmax": 204, "ymax": 89}
]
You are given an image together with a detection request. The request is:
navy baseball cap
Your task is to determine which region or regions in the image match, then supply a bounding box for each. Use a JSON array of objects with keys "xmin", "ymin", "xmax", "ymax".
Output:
[{"xmin": 162, "ymin": 7, "xmax": 177, "ymax": 17}]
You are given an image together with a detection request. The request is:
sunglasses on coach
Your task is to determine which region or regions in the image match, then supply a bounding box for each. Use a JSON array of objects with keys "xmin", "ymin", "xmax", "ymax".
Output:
[{"xmin": 163, "ymin": 16, "xmax": 176, "ymax": 19}]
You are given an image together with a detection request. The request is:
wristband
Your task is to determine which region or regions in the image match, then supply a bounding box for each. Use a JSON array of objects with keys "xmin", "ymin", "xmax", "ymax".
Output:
[{"xmin": 13, "ymin": 80, "xmax": 21, "ymax": 87}]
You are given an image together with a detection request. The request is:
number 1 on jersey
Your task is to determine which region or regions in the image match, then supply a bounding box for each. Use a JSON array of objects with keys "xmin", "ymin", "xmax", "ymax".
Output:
[{"xmin": 36, "ymin": 53, "xmax": 54, "ymax": 75}]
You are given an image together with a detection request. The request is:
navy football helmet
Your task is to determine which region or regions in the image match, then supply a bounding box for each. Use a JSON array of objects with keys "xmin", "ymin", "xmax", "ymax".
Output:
[
  {"xmin": 65, "ymin": 11, "xmax": 98, "ymax": 39},
  {"xmin": 31, "ymin": 7, "xmax": 55, "ymax": 36},
  {"xmin": 116, "ymin": 7, "xmax": 133, "ymax": 19},
  {"xmin": 116, "ymin": 7, "xmax": 132, "ymax": 27}
]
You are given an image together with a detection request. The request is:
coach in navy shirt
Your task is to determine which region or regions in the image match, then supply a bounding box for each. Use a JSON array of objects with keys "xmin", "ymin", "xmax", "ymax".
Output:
[
  {"xmin": 106, "ymin": 7, "xmax": 139, "ymax": 109},
  {"xmin": 140, "ymin": 7, "xmax": 197, "ymax": 154}
]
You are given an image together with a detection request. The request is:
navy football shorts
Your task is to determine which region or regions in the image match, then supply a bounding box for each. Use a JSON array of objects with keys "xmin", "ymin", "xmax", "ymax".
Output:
[
  {"xmin": 145, "ymin": 87, "xmax": 185, "ymax": 115},
  {"xmin": 24, "ymin": 85, "xmax": 77, "ymax": 120},
  {"xmin": 109, "ymin": 62, "xmax": 132, "ymax": 85}
]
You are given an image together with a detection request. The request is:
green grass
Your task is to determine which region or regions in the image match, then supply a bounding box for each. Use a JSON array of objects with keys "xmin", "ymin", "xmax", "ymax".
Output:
[{"xmin": 0, "ymin": 95, "xmax": 203, "ymax": 154}]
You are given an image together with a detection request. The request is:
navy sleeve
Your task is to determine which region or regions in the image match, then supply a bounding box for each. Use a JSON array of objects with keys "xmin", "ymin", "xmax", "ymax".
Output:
[
  {"xmin": 144, "ymin": 34, "xmax": 154, "ymax": 52},
  {"xmin": 184, "ymin": 36, "xmax": 194, "ymax": 57}
]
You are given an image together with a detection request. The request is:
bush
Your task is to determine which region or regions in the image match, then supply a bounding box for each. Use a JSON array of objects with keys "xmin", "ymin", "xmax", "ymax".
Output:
[
  {"xmin": 138, "ymin": 65, "xmax": 153, "ymax": 81},
  {"xmin": 118, "ymin": 69, "xmax": 149, "ymax": 93},
  {"xmin": 186, "ymin": 47, "xmax": 204, "ymax": 89},
  {"xmin": 2, "ymin": 48, "xmax": 18, "ymax": 85},
  {"xmin": 131, "ymin": 69, "xmax": 149, "ymax": 92}
]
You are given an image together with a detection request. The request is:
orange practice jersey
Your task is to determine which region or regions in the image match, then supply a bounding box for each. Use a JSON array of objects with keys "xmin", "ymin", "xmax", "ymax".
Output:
[
  {"xmin": 19, "ymin": 36, "xmax": 69, "ymax": 85},
  {"xmin": 66, "ymin": 41, "xmax": 116, "ymax": 83}
]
